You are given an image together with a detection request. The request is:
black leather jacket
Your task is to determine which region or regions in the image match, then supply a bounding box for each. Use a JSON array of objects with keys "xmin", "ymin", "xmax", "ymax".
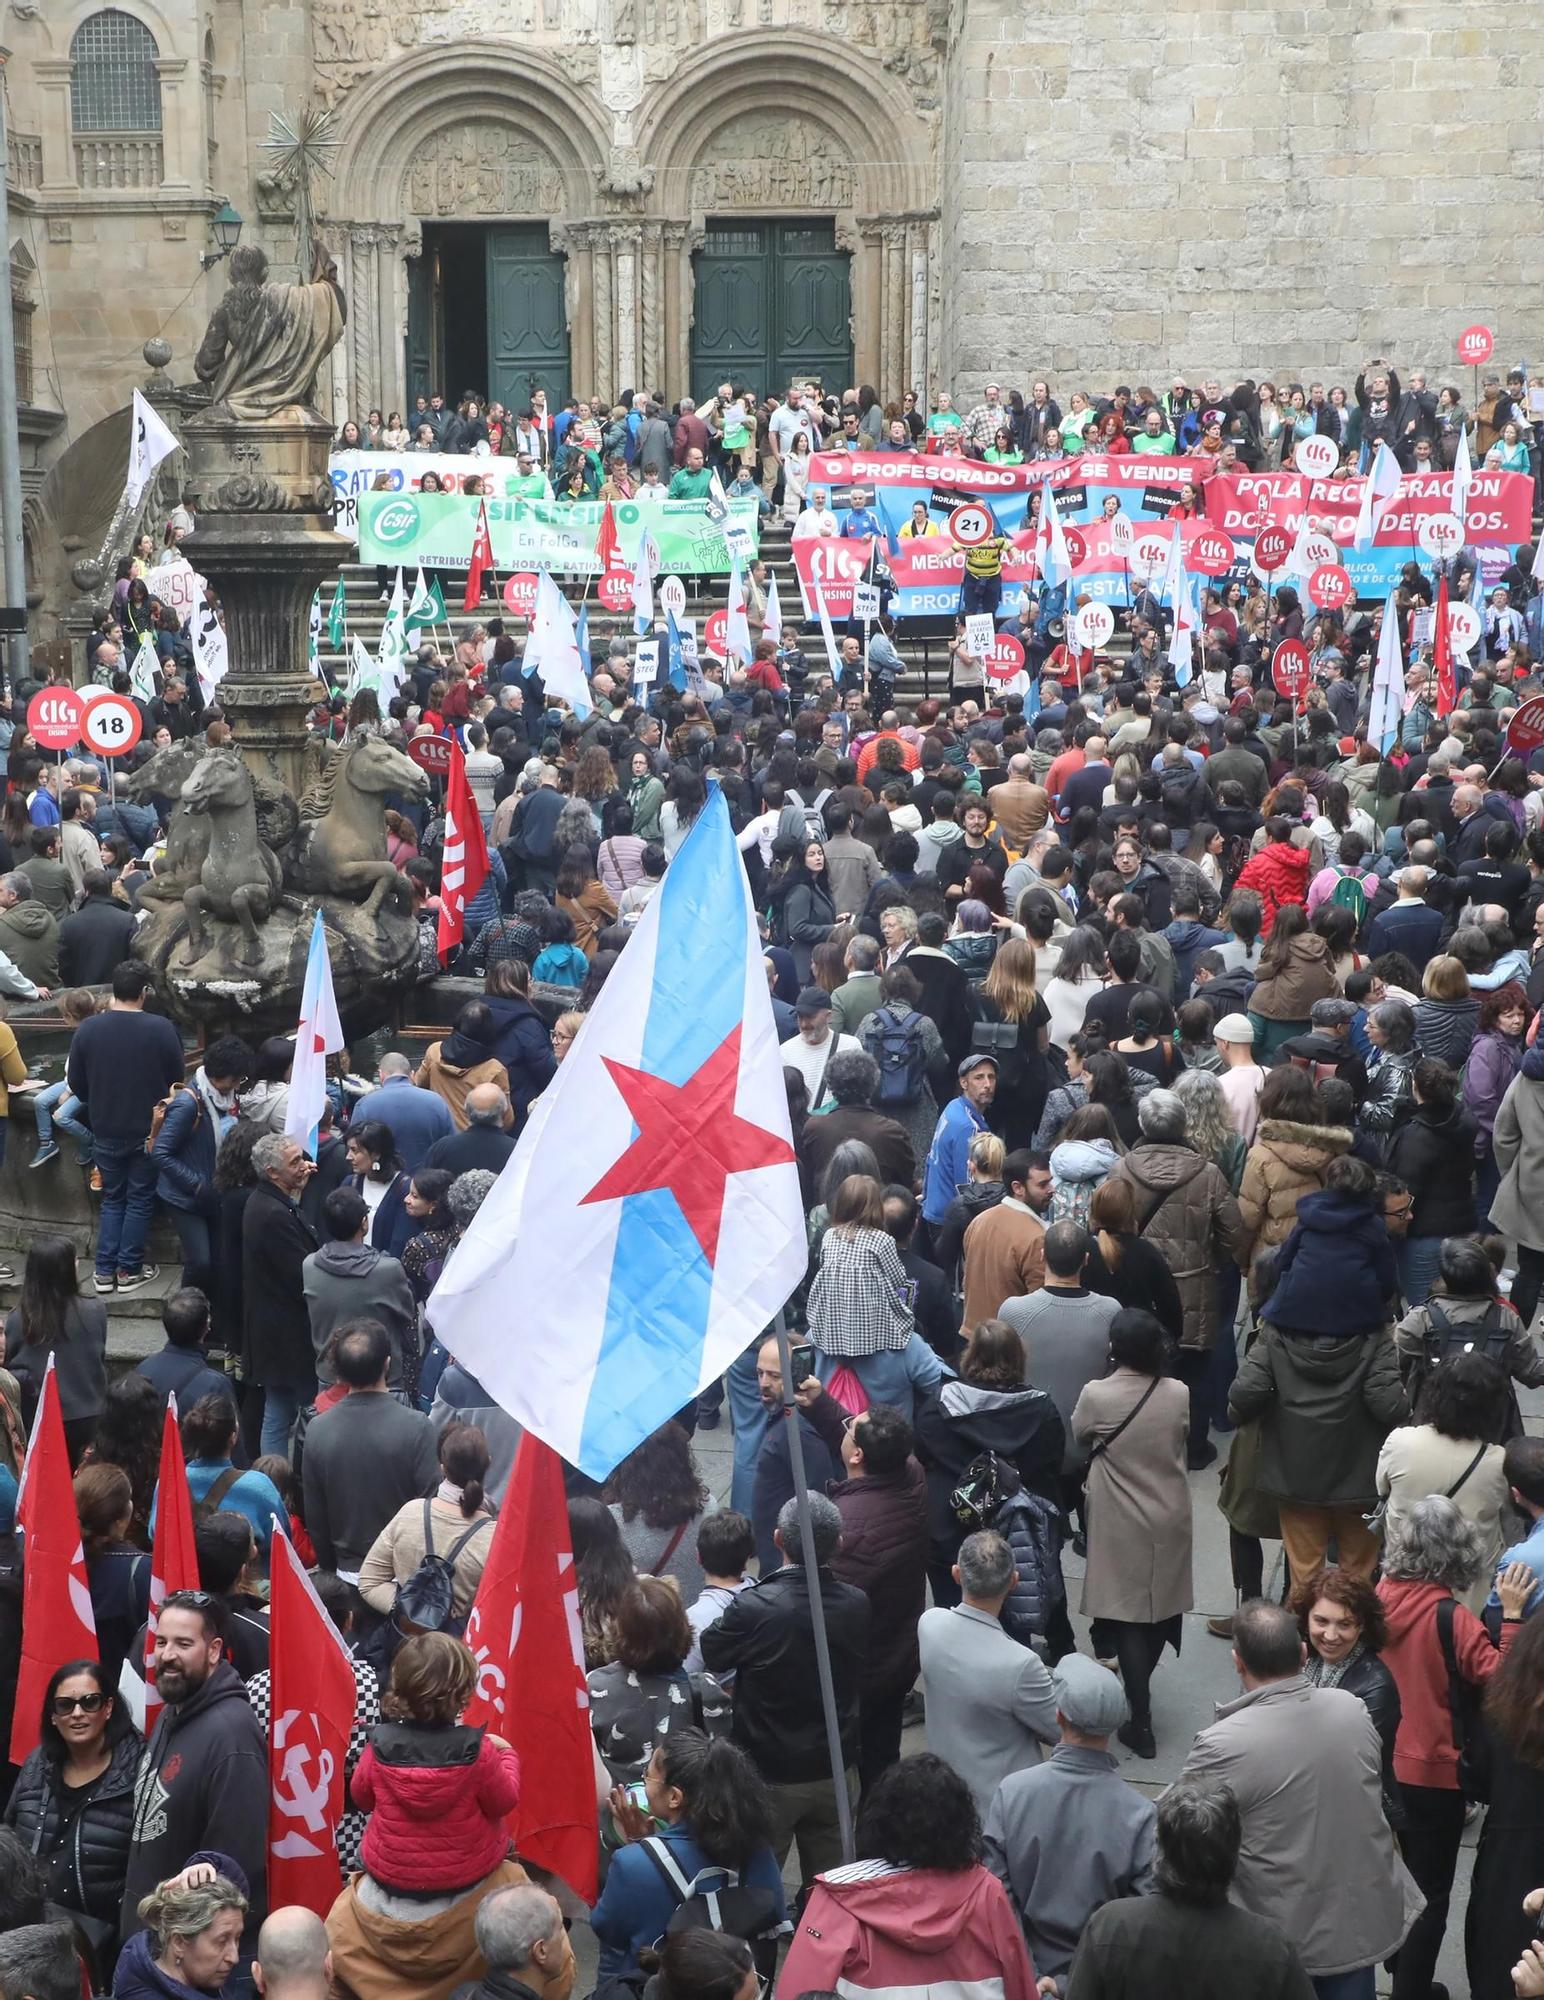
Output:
[{"xmin": 1313, "ymin": 1646, "xmax": 1404, "ymax": 1828}]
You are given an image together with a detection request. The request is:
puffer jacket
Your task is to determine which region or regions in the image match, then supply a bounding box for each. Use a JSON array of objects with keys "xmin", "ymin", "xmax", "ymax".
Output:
[
  {"xmin": 827, "ymin": 1456, "xmax": 930, "ymax": 1699},
  {"xmin": 1359, "ymin": 1044, "xmax": 1419, "ymax": 1138},
  {"xmin": 4, "ymin": 1712, "xmax": 141, "ymax": 1930},
  {"xmin": 1234, "ymin": 839, "xmax": 1312, "ymax": 935},
  {"xmin": 481, "ymin": 994, "xmax": 557, "ymax": 1122},
  {"xmin": 1109, "ymin": 1142, "xmax": 1242, "ymax": 1350},
  {"xmin": 913, "ymin": 1377, "xmax": 1065, "ymax": 1569},
  {"xmin": 354, "ymin": 1720, "xmax": 519, "ymax": 1895},
  {"xmin": 1259, "ymin": 1187, "xmax": 1399, "ymax": 1334},
  {"xmin": 1413, "ymin": 995, "xmax": 1480, "ymax": 1070},
  {"xmin": 1247, "ymin": 931, "xmax": 1338, "ymax": 1021},
  {"xmin": 1235, "ymin": 1118, "xmax": 1352, "ymax": 1271},
  {"xmin": 1047, "ymin": 1135, "xmax": 1119, "ymax": 1226},
  {"xmin": 995, "ymin": 1487, "xmax": 1067, "ymax": 1646},
  {"xmin": 1229, "ymin": 1321, "xmax": 1408, "ymax": 1505},
  {"xmin": 1386, "ymin": 1101, "xmax": 1479, "ymax": 1238}
]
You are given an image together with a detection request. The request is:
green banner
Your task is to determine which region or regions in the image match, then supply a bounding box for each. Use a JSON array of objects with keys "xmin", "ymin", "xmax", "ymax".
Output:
[{"xmin": 359, "ymin": 491, "xmax": 760, "ymax": 576}]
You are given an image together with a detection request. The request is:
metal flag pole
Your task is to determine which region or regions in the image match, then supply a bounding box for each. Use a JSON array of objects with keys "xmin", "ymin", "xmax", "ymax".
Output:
[{"xmin": 772, "ymin": 1308, "xmax": 856, "ymax": 1867}]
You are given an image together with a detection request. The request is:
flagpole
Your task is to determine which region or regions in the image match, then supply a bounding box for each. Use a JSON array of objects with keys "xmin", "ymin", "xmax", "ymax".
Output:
[{"xmin": 773, "ymin": 1310, "xmax": 856, "ymax": 1868}]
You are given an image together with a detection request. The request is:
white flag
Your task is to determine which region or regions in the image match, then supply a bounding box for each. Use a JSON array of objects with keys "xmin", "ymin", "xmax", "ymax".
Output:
[
  {"xmin": 813, "ymin": 580, "xmax": 842, "ymax": 682},
  {"xmin": 1035, "ymin": 481, "xmax": 1073, "ymax": 591},
  {"xmin": 129, "ymin": 636, "xmax": 159, "ymax": 702},
  {"xmin": 126, "ymin": 389, "xmax": 179, "ymax": 510},
  {"xmin": 346, "ymin": 634, "xmax": 375, "ymax": 698},
  {"xmin": 705, "ymin": 471, "xmax": 731, "ymax": 526},
  {"xmin": 1451, "ymin": 425, "xmax": 1474, "ymax": 529},
  {"xmin": 1353, "ymin": 442, "xmax": 1403, "ymax": 550},
  {"xmin": 725, "ymin": 560, "xmax": 752, "ymax": 665},
  {"xmin": 631, "ymin": 536, "xmax": 656, "ymax": 635},
  {"xmin": 191, "ymin": 600, "xmax": 227, "ymax": 704},
  {"xmin": 762, "ymin": 571, "xmax": 783, "ymax": 647},
  {"xmin": 284, "ymin": 911, "xmax": 345, "ymax": 1160},
  {"xmin": 1367, "ymin": 588, "xmax": 1404, "ymax": 756},
  {"xmin": 526, "ymin": 570, "xmax": 592, "ymax": 719},
  {"xmin": 1167, "ymin": 573, "xmax": 1197, "ymax": 686}
]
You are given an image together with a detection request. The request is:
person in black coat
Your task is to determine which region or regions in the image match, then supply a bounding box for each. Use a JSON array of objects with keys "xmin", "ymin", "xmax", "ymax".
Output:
[
  {"xmin": 482, "ymin": 961, "xmax": 557, "ymax": 1125},
  {"xmin": 881, "ymin": 1186, "xmax": 958, "ymax": 1360},
  {"xmin": 1385, "ymin": 1058, "xmax": 1478, "ymax": 1307},
  {"xmin": 56, "ymin": 872, "xmax": 136, "ymax": 986},
  {"xmin": 1466, "ymin": 1608, "xmax": 1544, "ymax": 2000},
  {"xmin": 240, "ymin": 1133, "xmax": 320, "ymax": 1458},
  {"xmin": 3, "ymin": 1658, "xmax": 141, "ymax": 1957}
]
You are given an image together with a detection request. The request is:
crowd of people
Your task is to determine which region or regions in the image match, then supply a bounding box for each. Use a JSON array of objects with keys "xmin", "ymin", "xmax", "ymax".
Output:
[{"xmin": 4, "ymin": 352, "xmax": 1544, "ymax": 2000}]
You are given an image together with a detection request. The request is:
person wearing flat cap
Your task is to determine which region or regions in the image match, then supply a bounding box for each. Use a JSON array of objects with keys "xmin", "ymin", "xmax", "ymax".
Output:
[{"xmin": 983, "ymin": 1655, "xmax": 1157, "ymax": 1989}]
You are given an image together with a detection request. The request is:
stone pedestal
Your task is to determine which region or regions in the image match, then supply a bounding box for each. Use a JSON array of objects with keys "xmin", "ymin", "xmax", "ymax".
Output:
[{"xmin": 179, "ymin": 409, "xmax": 343, "ymax": 799}]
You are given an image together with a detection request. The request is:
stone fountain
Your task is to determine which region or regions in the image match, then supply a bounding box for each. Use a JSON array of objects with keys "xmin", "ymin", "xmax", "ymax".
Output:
[{"xmin": 127, "ymin": 239, "xmax": 428, "ymax": 1038}]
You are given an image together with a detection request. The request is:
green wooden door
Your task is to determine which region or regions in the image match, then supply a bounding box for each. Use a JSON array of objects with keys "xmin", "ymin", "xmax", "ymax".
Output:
[
  {"xmin": 486, "ymin": 226, "xmax": 570, "ymax": 415},
  {"xmin": 405, "ymin": 247, "xmax": 434, "ymax": 410},
  {"xmin": 691, "ymin": 221, "xmax": 851, "ymax": 402}
]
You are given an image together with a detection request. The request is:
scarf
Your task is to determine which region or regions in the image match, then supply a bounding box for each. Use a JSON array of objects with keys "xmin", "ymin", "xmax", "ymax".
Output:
[{"xmin": 1304, "ymin": 1638, "xmax": 1365, "ymax": 1692}]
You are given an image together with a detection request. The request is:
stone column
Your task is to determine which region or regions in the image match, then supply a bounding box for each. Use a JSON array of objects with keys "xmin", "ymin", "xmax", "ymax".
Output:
[
  {"xmin": 848, "ymin": 221, "xmax": 881, "ymax": 387},
  {"xmin": 344, "ymin": 223, "xmax": 387, "ymax": 419},
  {"xmin": 907, "ymin": 222, "xmax": 930, "ymax": 400},
  {"xmin": 549, "ymin": 221, "xmax": 593, "ymax": 395},
  {"xmin": 609, "ymin": 222, "xmax": 641, "ymax": 393},
  {"xmin": 151, "ymin": 59, "xmax": 191, "ymax": 188},
  {"xmin": 590, "ymin": 225, "xmax": 614, "ymax": 398},
  {"xmin": 661, "ymin": 221, "xmax": 696, "ymax": 400},
  {"xmin": 638, "ymin": 219, "xmax": 664, "ymax": 393},
  {"xmin": 32, "ymin": 61, "xmax": 72, "ymax": 193},
  {"xmin": 375, "ymin": 223, "xmax": 404, "ymax": 417}
]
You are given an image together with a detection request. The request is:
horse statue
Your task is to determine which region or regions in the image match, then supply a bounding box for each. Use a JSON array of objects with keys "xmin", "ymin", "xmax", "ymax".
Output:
[
  {"xmin": 126, "ymin": 742, "xmax": 206, "ymax": 902},
  {"xmin": 180, "ymin": 752, "xmax": 283, "ymax": 965},
  {"xmin": 292, "ymin": 734, "xmax": 429, "ymax": 920}
]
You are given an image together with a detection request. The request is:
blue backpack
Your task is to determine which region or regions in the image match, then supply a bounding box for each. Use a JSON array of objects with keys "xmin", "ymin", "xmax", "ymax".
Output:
[{"xmin": 868, "ymin": 1005, "xmax": 927, "ymax": 1107}]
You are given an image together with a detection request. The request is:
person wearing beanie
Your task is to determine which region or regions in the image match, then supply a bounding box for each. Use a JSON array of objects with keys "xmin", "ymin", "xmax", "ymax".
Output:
[
  {"xmin": 983, "ymin": 1656, "xmax": 1157, "ymax": 1986},
  {"xmin": 1214, "ymin": 1013, "xmax": 1266, "ymax": 1144}
]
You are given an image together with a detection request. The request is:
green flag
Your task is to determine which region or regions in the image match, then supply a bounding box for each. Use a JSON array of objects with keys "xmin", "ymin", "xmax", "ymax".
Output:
[
  {"xmin": 405, "ymin": 565, "xmax": 444, "ymax": 629},
  {"xmin": 326, "ymin": 573, "xmax": 347, "ymax": 651},
  {"xmin": 130, "ymin": 636, "xmax": 159, "ymax": 702}
]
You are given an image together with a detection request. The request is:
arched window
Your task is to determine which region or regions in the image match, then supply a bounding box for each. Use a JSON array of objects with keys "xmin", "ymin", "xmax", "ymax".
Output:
[{"xmin": 70, "ymin": 10, "xmax": 162, "ymax": 132}]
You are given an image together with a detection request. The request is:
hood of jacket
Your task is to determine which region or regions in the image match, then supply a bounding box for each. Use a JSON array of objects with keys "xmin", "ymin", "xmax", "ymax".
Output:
[
  {"xmin": 1254, "ymin": 1118, "xmax": 1351, "ymax": 1173},
  {"xmin": 483, "ymin": 994, "xmax": 541, "ymax": 1033},
  {"xmin": 952, "ymin": 1181, "xmax": 1002, "ymax": 1218},
  {"xmin": 1, "ymin": 900, "xmax": 52, "ymax": 938},
  {"xmin": 1292, "ymin": 1187, "xmax": 1377, "ymax": 1239},
  {"xmin": 313, "ymin": 1240, "xmax": 382, "ymax": 1280},
  {"xmin": 813, "ymin": 1861, "xmax": 1005, "ymax": 1956},
  {"xmin": 938, "ymin": 1378, "xmax": 1051, "ymax": 1428},
  {"xmin": 1121, "ymin": 1141, "xmax": 1207, "ymax": 1193},
  {"xmin": 437, "ymin": 1031, "xmax": 495, "ymax": 1072},
  {"xmin": 112, "ymin": 1929, "xmax": 214, "ymax": 2000},
  {"xmin": 1166, "ymin": 918, "xmax": 1222, "ymax": 952},
  {"xmin": 1050, "ymin": 1136, "xmax": 1119, "ymax": 1183},
  {"xmin": 1376, "ymin": 1575, "xmax": 1449, "ymax": 1650}
]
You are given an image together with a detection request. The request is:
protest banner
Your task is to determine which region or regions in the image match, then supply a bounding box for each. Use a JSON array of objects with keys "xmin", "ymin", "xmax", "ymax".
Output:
[
  {"xmin": 359, "ymin": 490, "xmax": 760, "ymax": 577},
  {"xmin": 141, "ymin": 558, "xmax": 208, "ymax": 621}
]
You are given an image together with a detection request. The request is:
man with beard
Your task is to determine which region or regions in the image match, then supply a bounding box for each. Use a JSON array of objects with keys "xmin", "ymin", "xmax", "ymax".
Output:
[{"xmin": 120, "ymin": 1591, "xmax": 268, "ymax": 1960}]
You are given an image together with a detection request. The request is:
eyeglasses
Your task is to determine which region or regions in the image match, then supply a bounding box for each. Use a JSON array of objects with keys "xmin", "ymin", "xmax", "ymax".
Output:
[{"xmin": 51, "ymin": 1691, "xmax": 106, "ymax": 1716}]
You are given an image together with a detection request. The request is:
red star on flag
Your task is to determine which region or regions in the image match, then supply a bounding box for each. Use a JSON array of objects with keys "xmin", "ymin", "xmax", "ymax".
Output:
[{"xmin": 580, "ymin": 1027, "xmax": 794, "ymax": 1266}]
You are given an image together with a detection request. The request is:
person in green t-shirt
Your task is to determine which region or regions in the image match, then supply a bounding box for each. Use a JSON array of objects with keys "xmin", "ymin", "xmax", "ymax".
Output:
[
  {"xmin": 1130, "ymin": 410, "xmax": 1176, "ymax": 455},
  {"xmin": 927, "ymin": 390, "xmax": 965, "ymax": 437},
  {"xmin": 668, "ymin": 447, "xmax": 714, "ymax": 500},
  {"xmin": 509, "ymin": 451, "xmax": 553, "ymax": 500}
]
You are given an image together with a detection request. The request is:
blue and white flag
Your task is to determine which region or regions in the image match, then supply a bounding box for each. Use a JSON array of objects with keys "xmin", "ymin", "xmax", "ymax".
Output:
[
  {"xmin": 1354, "ymin": 442, "xmax": 1403, "ymax": 550},
  {"xmin": 429, "ymin": 787, "xmax": 807, "ymax": 1479},
  {"xmin": 284, "ymin": 911, "xmax": 344, "ymax": 1160},
  {"xmin": 1367, "ymin": 588, "xmax": 1404, "ymax": 757}
]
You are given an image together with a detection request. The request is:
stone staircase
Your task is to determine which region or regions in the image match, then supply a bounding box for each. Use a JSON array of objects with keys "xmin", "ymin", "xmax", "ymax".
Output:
[{"xmin": 314, "ymin": 518, "xmax": 968, "ymax": 704}]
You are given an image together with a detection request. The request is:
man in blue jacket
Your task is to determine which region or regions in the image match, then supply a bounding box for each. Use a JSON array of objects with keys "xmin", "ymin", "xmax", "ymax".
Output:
[
  {"xmin": 922, "ymin": 1054, "xmax": 998, "ymax": 1235},
  {"xmin": 361, "ymin": 1051, "xmax": 453, "ymax": 1169}
]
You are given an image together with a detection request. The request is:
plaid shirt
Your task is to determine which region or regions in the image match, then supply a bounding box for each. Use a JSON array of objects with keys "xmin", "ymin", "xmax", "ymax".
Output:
[
  {"xmin": 807, "ymin": 1225, "xmax": 915, "ymax": 1357},
  {"xmin": 465, "ymin": 915, "xmax": 541, "ymax": 970},
  {"xmin": 964, "ymin": 401, "xmax": 1008, "ymax": 452}
]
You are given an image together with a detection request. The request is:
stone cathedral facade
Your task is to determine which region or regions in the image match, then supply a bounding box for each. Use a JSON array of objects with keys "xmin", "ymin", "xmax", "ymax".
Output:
[{"xmin": 5, "ymin": 0, "xmax": 1541, "ymax": 629}]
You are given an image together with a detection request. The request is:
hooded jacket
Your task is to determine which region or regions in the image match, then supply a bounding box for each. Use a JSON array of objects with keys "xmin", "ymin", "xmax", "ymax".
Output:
[
  {"xmin": 415, "ymin": 1037, "xmax": 513, "ymax": 1130},
  {"xmin": 1047, "ymin": 1135, "xmax": 1118, "ymax": 1225},
  {"xmin": 1235, "ymin": 1118, "xmax": 1352, "ymax": 1270},
  {"xmin": 1376, "ymin": 1576, "xmax": 1515, "ymax": 1789},
  {"xmin": 1163, "ymin": 916, "xmax": 1228, "ymax": 1000},
  {"xmin": 0, "ymin": 898, "xmax": 59, "ymax": 985},
  {"xmin": 1229, "ymin": 1315, "xmax": 1407, "ymax": 1506},
  {"xmin": 1386, "ymin": 1100, "xmax": 1479, "ymax": 1238},
  {"xmin": 1247, "ymin": 932, "xmax": 1337, "ymax": 1021},
  {"xmin": 913, "ymin": 1378, "xmax": 1064, "ymax": 1566},
  {"xmin": 5, "ymin": 1708, "xmax": 141, "ymax": 1929},
  {"xmin": 1491, "ymin": 1045, "xmax": 1544, "ymax": 1247},
  {"xmin": 303, "ymin": 1239, "xmax": 417, "ymax": 1381},
  {"xmin": 1258, "ymin": 1187, "xmax": 1399, "ymax": 1335},
  {"xmin": 778, "ymin": 1859, "xmax": 1037, "ymax": 2000},
  {"xmin": 112, "ymin": 1926, "xmax": 222, "ymax": 2000},
  {"xmin": 325, "ymin": 1856, "xmax": 530, "ymax": 2000},
  {"xmin": 1110, "ymin": 1143, "xmax": 1241, "ymax": 1350},
  {"xmin": 119, "ymin": 1662, "xmax": 268, "ymax": 1951},
  {"xmin": 355, "ymin": 1720, "xmax": 519, "ymax": 1894},
  {"xmin": 481, "ymin": 995, "xmax": 557, "ymax": 1121},
  {"xmin": 1234, "ymin": 840, "xmax": 1312, "ymax": 935},
  {"xmin": 828, "ymin": 1456, "xmax": 930, "ymax": 1699}
]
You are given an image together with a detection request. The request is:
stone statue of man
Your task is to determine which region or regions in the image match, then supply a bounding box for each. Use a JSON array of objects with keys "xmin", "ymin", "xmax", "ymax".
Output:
[{"xmin": 194, "ymin": 240, "xmax": 347, "ymax": 422}]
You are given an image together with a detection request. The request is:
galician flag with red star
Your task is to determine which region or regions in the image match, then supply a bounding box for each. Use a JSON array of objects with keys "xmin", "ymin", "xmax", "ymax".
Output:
[
  {"xmin": 284, "ymin": 909, "xmax": 344, "ymax": 1160},
  {"xmin": 428, "ymin": 785, "xmax": 807, "ymax": 1478}
]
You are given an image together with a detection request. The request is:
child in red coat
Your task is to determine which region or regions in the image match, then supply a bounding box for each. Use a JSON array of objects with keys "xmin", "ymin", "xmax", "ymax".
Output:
[{"xmin": 353, "ymin": 1631, "xmax": 520, "ymax": 1896}]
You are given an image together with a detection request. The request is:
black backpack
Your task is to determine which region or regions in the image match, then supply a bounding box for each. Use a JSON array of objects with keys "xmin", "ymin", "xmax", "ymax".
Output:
[
  {"xmin": 394, "ymin": 1499, "xmax": 492, "ymax": 1635},
  {"xmin": 638, "ymin": 1835, "xmax": 785, "ymax": 1977},
  {"xmin": 1410, "ymin": 1301, "xmax": 1513, "ymax": 1409},
  {"xmin": 950, "ymin": 1448, "xmax": 1021, "ymax": 1532}
]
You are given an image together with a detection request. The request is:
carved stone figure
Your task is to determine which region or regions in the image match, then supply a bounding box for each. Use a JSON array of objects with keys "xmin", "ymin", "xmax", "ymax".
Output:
[
  {"xmin": 193, "ymin": 241, "xmax": 347, "ymax": 422},
  {"xmin": 689, "ymin": 116, "xmax": 855, "ymax": 210},
  {"xmin": 128, "ymin": 743, "xmax": 208, "ymax": 902},
  {"xmin": 180, "ymin": 753, "xmax": 284, "ymax": 964},
  {"xmin": 291, "ymin": 734, "xmax": 430, "ymax": 919},
  {"xmin": 404, "ymin": 122, "xmax": 565, "ymax": 218}
]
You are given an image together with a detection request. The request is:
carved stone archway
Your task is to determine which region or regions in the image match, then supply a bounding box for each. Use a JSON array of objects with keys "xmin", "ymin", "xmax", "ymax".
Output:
[
  {"xmin": 323, "ymin": 44, "xmax": 609, "ymax": 414},
  {"xmin": 636, "ymin": 33, "xmax": 939, "ymax": 397}
]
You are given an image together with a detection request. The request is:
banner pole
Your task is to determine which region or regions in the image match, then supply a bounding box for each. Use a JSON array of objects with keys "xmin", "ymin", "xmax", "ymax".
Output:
[{"xmin": 773, "ymin": 1309, "xmax": 855, "ymax": 1868}]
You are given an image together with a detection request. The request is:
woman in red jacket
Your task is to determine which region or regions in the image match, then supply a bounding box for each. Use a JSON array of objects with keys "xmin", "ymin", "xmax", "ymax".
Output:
[
  {"xmin": 1233, "ymin": 817, "xmax": 1312, "ymax": 936},
  {"xmin": 1376, "ymin": 1497, "xmax": 1533, "ymax": 2000}
]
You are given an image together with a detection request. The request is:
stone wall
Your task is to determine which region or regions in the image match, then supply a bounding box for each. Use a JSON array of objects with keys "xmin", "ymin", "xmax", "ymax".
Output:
[{"xmin": 940, "ymin": 0, "xmax": 1544, "ymax": 389}]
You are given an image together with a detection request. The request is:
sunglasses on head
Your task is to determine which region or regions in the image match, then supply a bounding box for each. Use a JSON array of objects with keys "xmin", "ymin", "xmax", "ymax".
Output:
[{"xmin": 52, "ymin": 1691, "xmax": 106, "ymax": 1716}]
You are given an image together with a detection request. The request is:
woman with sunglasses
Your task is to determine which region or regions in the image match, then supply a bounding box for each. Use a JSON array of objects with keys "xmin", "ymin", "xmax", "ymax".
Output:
[{"xmin": 3, "ymin": 1657, "xmax": 142, "ymax": 1969}]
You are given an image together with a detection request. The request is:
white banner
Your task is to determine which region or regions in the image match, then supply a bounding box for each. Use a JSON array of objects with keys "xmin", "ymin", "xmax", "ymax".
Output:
[
  {"xmin": 141, "ymin": 558, "xmax": 208, "ymax": 623},
  {"xmin": 328, "ymin": 450, "xmax": 549, "ymax": 544}
]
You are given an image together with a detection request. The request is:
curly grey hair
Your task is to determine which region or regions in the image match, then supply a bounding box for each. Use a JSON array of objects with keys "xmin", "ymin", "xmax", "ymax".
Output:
[
  {"xmin": 1137, "ymin": 1087, "xmax": 1188, "ymax": 1145},
  {"xmin": 448, "ymin": 1168, "xmax": 498, "ymax": 1229},
  {"xmin": 1381, "ymin": 1494, "xmax": 1486, "ymax": 1594}
]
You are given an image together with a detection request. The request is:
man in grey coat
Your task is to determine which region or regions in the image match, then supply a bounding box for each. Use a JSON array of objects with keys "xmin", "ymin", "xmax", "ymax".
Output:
[
  {"xmin": 301, "ymin": 1321, "xmax": 438, "ymax": 1578},
  {"xmin": 1178, "ymin": 1599, "xmax": 1421, "ymax": 1991},
  {"xmin": 917, "ymin": 1528, "xmax": 1059, "ymax": 1817},
  {"xmin": 303, "ymin": 1185, "xmax": 416, "ymax": 1386},
  {"xmin": 984, "ymin": 1655, "xmax": 1156, "ymax": 1988}
]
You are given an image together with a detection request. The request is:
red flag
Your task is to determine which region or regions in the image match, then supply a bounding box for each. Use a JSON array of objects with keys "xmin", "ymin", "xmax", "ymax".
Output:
[
  {"xmin": 1433, "ymin": 570, "xmax": 1455, "ymax": 718},
  {"xmin": 11, "ymin": 1359, "xmax": 97, "ymax": 1764},
  {"xmin": 267, "ymin": 1531, "xmax": 358, "ymax": 1915},
  {"xmin": 436, "ymin": 742, "xmax": 491, "ymax": 962},
  {"xmin": 463, "ymin": 500, "xmax": 495, "ymax": 611},
  {"xmin": 595, "ymin": 497, "xmax": 621, "ymax": 579},
  {"xmin": 144, "ymin": 1397, "xmax": 200, "ymax": 1731},
  {"xmin": 462, "ymin": 1436, "xmax": 598, "ymax": 1903}
]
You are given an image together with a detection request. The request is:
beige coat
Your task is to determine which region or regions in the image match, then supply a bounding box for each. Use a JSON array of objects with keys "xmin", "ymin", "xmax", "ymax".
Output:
[
  {"xmin": 414, "ymin": 1046, "xmax": 512, "ymax": 1130},
  {"xmin": 1071, "ymin": 1369, "xmax": 1193, "ymax": 1624},
  {"xmin": 1375, "ymin": 1424, "xmax": 1510, "ymax": 1614},
  {"xmin": 357, "ymin": 1493, "xmax": 495, "ymax": 1619},
  {"xmin": 1235, "ymin": 1118, "xmax": 1352, "ymax": 1272}
]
